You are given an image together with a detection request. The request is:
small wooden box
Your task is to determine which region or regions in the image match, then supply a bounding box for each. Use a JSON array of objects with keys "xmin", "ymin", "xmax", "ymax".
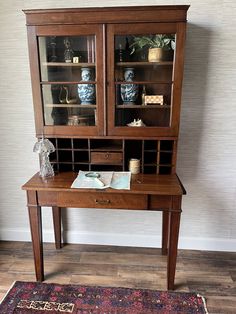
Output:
[{"xmin": 144, "ymin": 95, "xmax": 164, "ymax": 105}]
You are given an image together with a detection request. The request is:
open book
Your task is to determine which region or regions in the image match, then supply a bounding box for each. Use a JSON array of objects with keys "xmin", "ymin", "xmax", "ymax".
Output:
[{"xmin": 71, "ymin": 171, "xmax": 131, "ymax": 190}]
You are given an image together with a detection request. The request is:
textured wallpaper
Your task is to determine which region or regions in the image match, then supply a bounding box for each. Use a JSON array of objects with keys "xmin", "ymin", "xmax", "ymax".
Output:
[{"xmin": 0, "ymin": 0, "xmax": 235, "ymax": 251}]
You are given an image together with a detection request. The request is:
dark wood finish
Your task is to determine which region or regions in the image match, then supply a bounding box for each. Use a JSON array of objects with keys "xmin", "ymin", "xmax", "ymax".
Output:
[
  {"xmin": 52, "ymin": 206, "xmax": 62, "ymax": 249},
  {"xmin": 48, "ymin": 138, "xmax": 175, "ymax": 174},
  {"xmin": 22, "ymin": 172, "xmax": 185, "ymax": 195},
  {"xmin": 27, "ymin": 198, "xmax": 44, "ymax": 281},
  {"xmin": 149, "ymin": 196, "xmax": 172, "ymax": 209},
  {"xmin": 162, "ymin": 211, "xmax": 170, "ymax": 256},
  {"xmin": 167, "ymin": 196, "xmax": 182, "ymax": 290},
  {"xmin": 23, "ymin": 172, "xmax": 184, "ymax": 289},
  {"xmin": 170, "ymin": 22, "xmax": 187, "ymax": 135},
  {"xmin": 91, "ymin": 152, "xmax": 123, "ymax": 165},
  {"xmin": 26, "ymin": 27, "xmax": 44, "ymax": 136},
  {"xmin": 23, "ymin": 6, "xmax": 189, "ymax": 26},
  {"xmin": 23, "ymin": 6, "xmax": 189, "ymax": 290},
  {"xmin": 56, "ymin": 192, "xmax": 147, "ymax": 209}
]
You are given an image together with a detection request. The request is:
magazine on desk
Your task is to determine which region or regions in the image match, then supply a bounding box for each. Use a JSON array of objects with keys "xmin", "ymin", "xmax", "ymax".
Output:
[{"xmin": 71, "ymin": 171, "xmax": 131, "ymax": 190}]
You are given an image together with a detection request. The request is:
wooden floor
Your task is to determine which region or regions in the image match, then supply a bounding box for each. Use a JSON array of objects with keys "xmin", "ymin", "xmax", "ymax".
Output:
[{"xmin": 0, "ymin": 241, "xmax": 236, "ymax": 313}]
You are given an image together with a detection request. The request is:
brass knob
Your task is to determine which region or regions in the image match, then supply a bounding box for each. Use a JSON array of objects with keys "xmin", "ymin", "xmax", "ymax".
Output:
[{"xmin": 95, "ymin": 199, "xmax": 110, "ymax": 205}]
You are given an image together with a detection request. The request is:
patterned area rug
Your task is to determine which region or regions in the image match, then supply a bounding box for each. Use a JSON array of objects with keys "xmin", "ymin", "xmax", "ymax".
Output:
[{"xmin": 0, "ymin": 281, "xmax": 208, "ymax": 313}]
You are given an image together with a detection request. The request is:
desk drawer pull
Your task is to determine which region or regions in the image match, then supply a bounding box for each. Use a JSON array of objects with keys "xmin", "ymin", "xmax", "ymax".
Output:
[
  {"xmin": 90, "ymin": 152, "xmax": 123, "ymax": 165},
  {"xmin": 95, "ymin": 199, "xmax": 110, "ymax": 205}
]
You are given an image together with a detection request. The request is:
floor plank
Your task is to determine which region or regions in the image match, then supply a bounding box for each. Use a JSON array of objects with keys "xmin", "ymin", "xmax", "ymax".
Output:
[{"xmin": 0, "ymin": 241, "xmax": 235, "ymax": 313}]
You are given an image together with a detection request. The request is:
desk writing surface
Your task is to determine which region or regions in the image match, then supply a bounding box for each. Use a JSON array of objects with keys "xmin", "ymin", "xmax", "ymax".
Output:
[{"xmin": 22, "ymin": 172, "xmax": 185, "ymax": 196}]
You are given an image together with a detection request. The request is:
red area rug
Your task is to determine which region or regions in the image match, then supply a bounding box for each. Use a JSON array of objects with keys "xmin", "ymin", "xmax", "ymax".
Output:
[{"xmin": 0, "ymin": 281, "xmax": 208, "ymax": 313}]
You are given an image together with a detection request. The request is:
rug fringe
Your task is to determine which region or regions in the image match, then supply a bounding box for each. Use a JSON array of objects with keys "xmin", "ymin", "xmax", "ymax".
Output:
[
  {"xmin": 0, "ymin": 281, "xmax": 16, "ymax": 305},
  {"xmin": 197, "ymin": 294, "xmax": 209, "ymax": 314}
]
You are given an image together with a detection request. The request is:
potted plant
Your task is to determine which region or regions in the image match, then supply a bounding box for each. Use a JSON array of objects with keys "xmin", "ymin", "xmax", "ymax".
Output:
[{"xmin": 130, "ymin": 34, "xmax": 175, "ymax": 62}]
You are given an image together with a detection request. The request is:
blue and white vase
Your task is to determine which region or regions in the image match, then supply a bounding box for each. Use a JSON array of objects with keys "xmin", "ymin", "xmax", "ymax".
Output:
[
  {"xmin": 120, "ymin": 68, "xmax": 138, "ymax": 105},
  {"xmin": 78, "ymin": 67, "xmax": 96, "ymax": 105}
]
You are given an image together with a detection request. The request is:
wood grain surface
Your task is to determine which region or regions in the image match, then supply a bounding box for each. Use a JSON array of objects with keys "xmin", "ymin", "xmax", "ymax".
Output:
[
  {"xmin": 0, "ymin": 0, "xmax": 235, "ymax": 252},
  {"xmin": 0, "ymin": 241, "xmax": 236, "ymax": 313}
]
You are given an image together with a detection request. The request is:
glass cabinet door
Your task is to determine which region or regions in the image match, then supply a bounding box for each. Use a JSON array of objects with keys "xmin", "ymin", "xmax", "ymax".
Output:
[
  {"xmin": 107, "ymin": 23, "xmax": 182, "ymax": 137},
  {"xmin": 35, "ymin": 25, "xmax": 104, "ymax": 136}
]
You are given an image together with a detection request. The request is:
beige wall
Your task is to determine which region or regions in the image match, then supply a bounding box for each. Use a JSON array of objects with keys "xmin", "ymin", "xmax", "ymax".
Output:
[{"xmin": 0, "ymin": 0, "xmax": 235, "ymax": 251}]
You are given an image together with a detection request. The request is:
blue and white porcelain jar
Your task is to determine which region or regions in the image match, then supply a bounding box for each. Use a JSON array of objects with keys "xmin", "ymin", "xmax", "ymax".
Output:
[
  {"xmin": 120, "ymin": 68, "xmax": 138, "ymax": 105},
  {"xmin": 78, "ymin": 67, "xmax": 96, "ymax": 105}
]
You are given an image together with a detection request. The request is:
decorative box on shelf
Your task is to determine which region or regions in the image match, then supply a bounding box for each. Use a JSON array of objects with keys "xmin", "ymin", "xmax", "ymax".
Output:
[{"xmin": 144, "ymin": 95, "xmax": 164, "ymax": 106}]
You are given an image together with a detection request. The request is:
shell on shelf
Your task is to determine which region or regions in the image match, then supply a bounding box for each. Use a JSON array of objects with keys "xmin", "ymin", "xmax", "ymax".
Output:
[{"xmin": 127, "ymin": 119, "xmax": 146, "ymax": 127}]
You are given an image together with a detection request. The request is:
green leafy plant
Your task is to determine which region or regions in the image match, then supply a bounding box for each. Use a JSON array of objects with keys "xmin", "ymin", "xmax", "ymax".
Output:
[{"xmin": 130, "ymin": 34, "xmax": 175, "ymax": 55}]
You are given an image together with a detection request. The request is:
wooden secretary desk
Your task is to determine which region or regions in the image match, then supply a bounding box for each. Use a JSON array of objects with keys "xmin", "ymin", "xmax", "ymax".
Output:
[{"xmin": 22, "ymin": 5, "xmax": 189, "ymax": 290}]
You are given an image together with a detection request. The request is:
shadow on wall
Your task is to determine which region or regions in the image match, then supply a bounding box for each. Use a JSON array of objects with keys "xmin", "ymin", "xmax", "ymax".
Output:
[{"xmin": 178, "ymin": 23, "xmax": 212, "ymax": 178}]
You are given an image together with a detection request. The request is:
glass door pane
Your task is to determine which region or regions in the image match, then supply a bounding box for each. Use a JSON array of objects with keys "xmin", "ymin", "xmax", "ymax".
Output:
[
  {"xmin": 114, "ymin": 34, "xmax": 175, "ymax": 128},
  {"xmin": 38, "ymin": 35, "xmax": 97, "ymax": 126}
]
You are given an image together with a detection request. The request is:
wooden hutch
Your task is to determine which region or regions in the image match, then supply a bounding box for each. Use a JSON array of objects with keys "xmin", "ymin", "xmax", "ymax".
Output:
[{"xmin": 22, "ymin": 5, "xmax": 189, "ymax": 290}]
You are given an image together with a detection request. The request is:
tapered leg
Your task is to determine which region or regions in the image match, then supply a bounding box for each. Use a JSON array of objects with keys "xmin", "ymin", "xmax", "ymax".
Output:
[
  {"xmin": 28, "ymin": 205, "xmax": 44, "ymax": 281},
  {"xmin": 52, "ymin": 206, "xmax": 62, "ymax": 249},
  {"xmin": 167, "ymin": 196, "xmax": 182, "ymax": 290},
  {"xmin": 162, "ymin": 211, "xmax": 170, "ymax": 255}
]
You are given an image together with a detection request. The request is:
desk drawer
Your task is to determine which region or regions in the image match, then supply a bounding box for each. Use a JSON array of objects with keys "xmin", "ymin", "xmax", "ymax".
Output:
[
  {"xmin": 91, "ymin": 152, "xmax": 123, "ymax": 164},
  {"xmin": 58, "ymin": 192, "xmax": 147, "ymax": 209}
]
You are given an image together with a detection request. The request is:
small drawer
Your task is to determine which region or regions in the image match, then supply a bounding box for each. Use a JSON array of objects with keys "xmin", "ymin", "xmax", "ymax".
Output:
[
  {"xmin": 58, "ymin": 192, "xmax": 147, "ymax": 209},
  {"xmin": 91, "ymin": 152, "xmax": 123, "ymax": 165}
]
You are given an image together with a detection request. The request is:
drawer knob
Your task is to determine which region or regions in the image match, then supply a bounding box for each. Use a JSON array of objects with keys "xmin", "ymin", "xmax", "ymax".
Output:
[
  {"xmin": 105, "ymin": 153, "xmax": 110, "ymax": 159},
  {"xmin": 95, "ymin": 199, "xmax": 110, "ymax": 205}
]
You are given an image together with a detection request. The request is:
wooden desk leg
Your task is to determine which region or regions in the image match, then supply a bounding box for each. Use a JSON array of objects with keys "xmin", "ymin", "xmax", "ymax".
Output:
[
  {"xmin": 167, "ymin": 196, "xmax": 182, "ymax": 290},
  {"xmin": 162, "ymin": 211, "xmax": 170, "ymax": 255},
  {"xmin": 28, "ymin": 204, "xmax": 44, "ymax": 282},
  {"xmin": 52, "ymin": 206, "xmax": 62, "ymax": 249}
]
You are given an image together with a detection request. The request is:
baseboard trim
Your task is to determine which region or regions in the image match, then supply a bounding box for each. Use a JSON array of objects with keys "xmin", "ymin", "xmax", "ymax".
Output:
[{"xmin": 0, "ymin": 228, "xmax": 235, "ymax": 252}]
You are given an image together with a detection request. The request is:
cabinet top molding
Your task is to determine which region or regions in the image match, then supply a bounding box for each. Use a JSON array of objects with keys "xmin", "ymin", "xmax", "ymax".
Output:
[{"xmin": 23, "ymin": 5, "xmax": 190, "ymax": 26}]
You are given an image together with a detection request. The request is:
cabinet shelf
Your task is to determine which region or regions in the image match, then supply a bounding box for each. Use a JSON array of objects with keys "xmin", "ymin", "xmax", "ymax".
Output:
[
  {"xmin": 90, "ymin": 162, "xmax": 123, "ymax": 165},
  {"xmin": 144, "ymin": 163, "xmax": 172, "ymax": 166},
  {"xmin": 45, "ymin": 104, "xmax": 96, "ymax": 108},
  {"xmin": 43, "ymin": 62, "xmax": 95, "ymax": 67},
  {"xmin": 48, "ymin": 138, "xmax": 175, "ymax": 174},
  {"xmin": 157, "ymin": 164, "xmax": 173, "ymax": 167},
  {"xmin": 52, "ymin": 161, "xmax": 89, "ymax": 165},
  {"xmin": 116, "ymin": 104, "xmax": 170, "ymax": 109},
  {"xmin": 57, "ymin": 148, "xmax": 89, "ymax": 151},
  {"xmin": 115, "ymin": 81, "xmax": 172, "ymax": 85},
  {"xmin": 90, "ymin": 147, "xmax": 123, "ymax": 152},
  {"xmin": 144, "ymin": 149, "xmax": 157, "ymax": 152},
  {"xmin": 143, "ymin": 149, "xmax": 173, "ymax": 153},
  {"xmin": 116, "ymin": 61, "xmax": 173, "ymax": 67},
  {"xmin": 41, "ymin": 81, "xmax": 96, "ymax": 85}
]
